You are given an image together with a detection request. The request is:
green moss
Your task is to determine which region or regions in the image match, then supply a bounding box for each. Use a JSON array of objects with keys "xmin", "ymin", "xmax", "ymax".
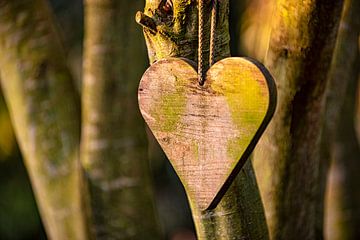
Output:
[
  {"xmin": 211, "ymin": 60, "xmax": 268, "ymax": 160},
  {"xmin": 152, "ymin": 75, "xmax": 187, "ymax": 132},
  {"xmin": 192, "ymin": 140, "xmax": 199, "ymax": 160},
  {"xmin": 226, "ymin": 137, "xmax": 247, "ymax": 164}
]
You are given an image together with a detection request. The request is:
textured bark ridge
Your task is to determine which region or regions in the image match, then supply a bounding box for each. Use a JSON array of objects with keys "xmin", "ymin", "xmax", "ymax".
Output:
[
  {"xmin": 138, "ymin": 1, "xmax": 269, "ymax": 239},
  {"xmin": 139, "ymin": 57, "xmax": 276, "ymax": 210},
  {"xmin": 0, "ymin": 1, "xmax": 89, "ymax": 239},
  {"xmin": 82, "ymin": 0, "xmax": 162, "ymax": 239},
  {"xmin": 253, "ymin": 0, "xmax": 345, "ymax": 239}
]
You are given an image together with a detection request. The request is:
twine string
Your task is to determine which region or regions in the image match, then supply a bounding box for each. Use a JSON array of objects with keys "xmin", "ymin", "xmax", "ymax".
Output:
[{"xmin": 198, "ymin": 0, "xmax": 217, "ymax": 86}]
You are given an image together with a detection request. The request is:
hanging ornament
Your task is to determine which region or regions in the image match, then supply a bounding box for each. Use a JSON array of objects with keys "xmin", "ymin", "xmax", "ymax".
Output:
[{"xmin": 138, "ymin": 0, "xmax": 277, "ymax": 210}]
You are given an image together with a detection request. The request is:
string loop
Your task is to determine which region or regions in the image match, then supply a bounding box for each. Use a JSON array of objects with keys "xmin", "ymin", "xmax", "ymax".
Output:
[
  {"xmin": 198, "ymin": 0, "xmax": 218, "ymax": 86},
  {"xmin": 209, "ymin": 0, "xmax": 217, "ymax": 67}
]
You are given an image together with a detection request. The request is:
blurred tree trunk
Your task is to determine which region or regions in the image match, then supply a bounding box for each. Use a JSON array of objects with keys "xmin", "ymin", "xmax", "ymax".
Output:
[
  {"xmin": 253, "ymin": 0, "xmax": 344, "ymax": 239},
  {"xmin": 0, "ymin": 0, "xmax": 89, "ymax": 239},
  {"xmin": 137, "ymin": 1, "xmax": 268, "ymax": 239},
  {"xmin": 228, "ymin": 0, "xmax": 246, "ymax": 56},
  {"xmin": 82, "ymin": 0, "xmax": 162, "ymax": 239},
  {"xmin": 324, "ymin": 69, "xmax": 360, "ymax": 239},
  {"xmin": 238, "ymin": 0, "xmax": 275, "ymax": 60},
  {"xmin": 323, "ymin": 0, "xmax": 360, "ymax": 238}
]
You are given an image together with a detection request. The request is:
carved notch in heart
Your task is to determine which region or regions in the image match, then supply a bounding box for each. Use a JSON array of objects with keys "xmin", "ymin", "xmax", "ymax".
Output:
[{"xmin": 139, "ymin": 57, "xmax": 277, "ymax": 210}]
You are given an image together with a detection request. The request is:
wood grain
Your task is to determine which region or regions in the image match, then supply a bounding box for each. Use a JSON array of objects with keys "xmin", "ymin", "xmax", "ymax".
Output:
[{"xmin": 139, "ymin": 57, "xmax": 276, "ymax": 210}]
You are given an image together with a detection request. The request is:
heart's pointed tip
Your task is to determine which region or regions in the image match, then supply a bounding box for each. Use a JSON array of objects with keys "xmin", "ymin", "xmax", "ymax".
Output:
[
  {"xmin": 184, "ymin": 177, "xmax": 227, "ymax": 211},
  {"xmin": 188, "ymin": 190, "xmax": 221, "ymax": 211},
  {"xmin": 201, "ymin": 199, "xmax": 218, "ymax": 211},
  {"xmin": 188, "ymin": 196, "xmax": 215, "ymax": 212}
]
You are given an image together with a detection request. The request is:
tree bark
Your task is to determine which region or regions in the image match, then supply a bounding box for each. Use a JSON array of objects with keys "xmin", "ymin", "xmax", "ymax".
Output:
[
  {"xmin": 137, "ymin": 1, "xmax": 269, "ymax": 239},
  {"xmin": 0, "ymin": 0, "xmax": 89, "ymax": 239},
  {"xmin": 82, "ymin": 0, "xmax": 162, "ymax": 239},
  {"xmin": 323, "ymin": 0, "xmax": 360, "ymax": 238},
  {"xmin": 253, "ymin": 0, "xmax": 344, "ymax": 239}
]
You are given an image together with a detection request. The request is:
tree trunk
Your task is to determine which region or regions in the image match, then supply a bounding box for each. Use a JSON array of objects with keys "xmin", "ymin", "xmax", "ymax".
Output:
[
  {"xmin": 0, "ymin": 0, "xmax": 89, "ymax": 239},
  {"xmin": 323, "ymin": 0, "xmax": 360, "ymax": 238},
  {"xmin": 253, "ymin": 0, "xmax": 344, "ymax": 239},
  {"xmin": 82, "ymin": 0, "xmax": 162, "ymax": 239},
  {"xmin": 325, "ymin": 70, "xmax": 360, "ymax": 239},
  {"xmin": 137, "ymin": 1, "xmax": 268, "ymax": 239}
]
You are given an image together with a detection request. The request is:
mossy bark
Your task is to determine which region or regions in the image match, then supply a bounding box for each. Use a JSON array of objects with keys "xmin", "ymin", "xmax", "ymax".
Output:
[
  {"xmin": 0, "ymin": 0, "xmax": 89, "ymax": 239},
  {"xmin": 82, "ymin": 0, "xmax": 162, "ymax": 239},
  {"xmin": 137, "ymin": 1, "xmax": 268, "ymax": 239},
  {"xmin": 322, "ymin": 0, "xmax": 360, "ymax": 238},
  {"xmin": 253, "ymin": 0, "xmax": 344, "ymax": 239}
]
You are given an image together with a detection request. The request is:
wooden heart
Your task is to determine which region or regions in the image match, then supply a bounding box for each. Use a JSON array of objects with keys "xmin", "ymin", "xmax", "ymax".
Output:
[{"xmin": 139, "ymin": 57, "xmax": 276, "ymax": 210}]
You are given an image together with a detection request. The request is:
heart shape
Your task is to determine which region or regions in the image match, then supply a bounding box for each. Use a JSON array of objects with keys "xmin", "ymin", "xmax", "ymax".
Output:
[{"xmin": 139, "ymin": 57, "xmax": 276, "ymax": 210}]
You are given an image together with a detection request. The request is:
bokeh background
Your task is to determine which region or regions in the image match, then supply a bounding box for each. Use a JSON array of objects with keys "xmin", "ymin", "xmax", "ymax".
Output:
[{"xmin": 0, "ymin": 0, "xmax": 359, "ymax": 239}]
